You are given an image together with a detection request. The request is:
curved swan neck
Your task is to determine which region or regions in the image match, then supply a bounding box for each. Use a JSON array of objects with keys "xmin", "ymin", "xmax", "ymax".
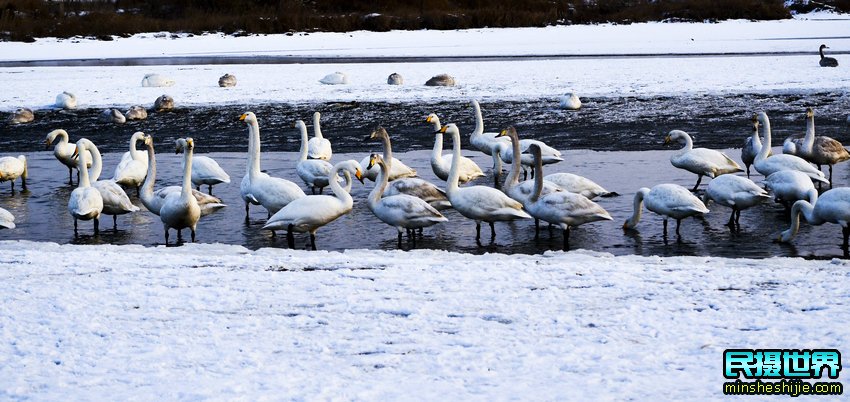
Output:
[
  {"xmin": 786, "ymin": 200, "xmax": 818, "ymax": 240},
  {"xmin": 313, "ymin": 113, "xmax": 324, "ymax": 139},
  {"xmin": 680, "ymin": 132, "xmax": 693, "ymax": 152},
  {"xmin": 297, "ymin": 123, "xmax": 309, "ymax": 162},
  {"xmin": 819, "ymin": 46, "xmax": 825, "ymax": 59},
  {"xmin": 530, "ymin": 149, "xmax": 544, "ymax": 203},
  {"xmin": 756, "ymin": 113, "xmax": 772, "ymax": 161},
  {"xmin": 369, "ymin": 160, "xmax": 389, "ymax": 206},
  {"xmin": 130, "ymin": 133, "xmax": 143, "ymax": 160},
  {"xmin": 329, "ymin": 163, "xmax": 353, "ymax": 204},
  {"xmin": 247, "ymin": 120, "xmax": 261, "ymax": 177},
  {"xmin": 77, "ymin": 143, "xmax": 92, "ymax": 188},
  {"xmin": 88, "ymin": 141, "xmax": 103, "ymax": 182},
  {"xmin": 50, "ymin": 129, "xmax": 69, "ymax": 145},
  {"xmin": 447, "ymin": 126, "xmax": 462, "ymax": 194},
  {"xmin": 379, "ymin": 133, "xmax": 393, "ymax": 162},
  {"xmin": 505, "ymin": 129, "xmax": 522, "ymax": 186},
  {"xmin": 472, "ymin": 100, "xmax": 484, "ymax": 135},
  {"xmin": 624, "ymin": 188, "xmax": 648, "ymax": 228}
]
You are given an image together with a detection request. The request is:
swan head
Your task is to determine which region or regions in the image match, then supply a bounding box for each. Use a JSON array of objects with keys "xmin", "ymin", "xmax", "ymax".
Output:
[
  {"xmin": 46, "ymin": 129, "xmax": 65, "ymax": 148},
  {"xmin": 438, "ymin": 123, "xmax": 458, "ymax": 135},
  {"xmin": 294, "ymin": 120, "xmax": 306, "ymax": 130},
  {"xmin": 240, "ymin": 112, "xmax": 257, "ymax": 124},
  {"xmin": 185, "ymin": 138, "xmax": 194, "ymax": 151},
  {"xmin": 820, "ymin": 44, "xmax": 829, "ymax": 51},
  {"xmin": 426, "ymin": 113, "xmax": 439, "ymax": 124},
  {"xmin": 527, "ymin": 143, "xmax": 542, "ymax": 159},
  {"xmin": 174, "ymin": 138, "xmax": 187, "ymax": 154},
  {"xmin": 143, "ymin": 134, "xmax": 153, "ymax": 147},
  {"xmin": 496, "ymin": 126, "xmax": 517, "ymax": 139},
  {"xmin": 369, "ymin": 126, "xmax": 389, "ymax": 140},
  {"xmin": 664, "ymin": 130, "xmax": 688, "ymax": 145},
  {"xmin": 806, "ymin": 107, "xmax": 814, "ymax": 118},
  {"xmin": 337, "ymin": 160, "xmax": 365, "ymax": 184},
  {"xmin": 367, "ymin": 153, "xmax": 383, "ymax": 170}
]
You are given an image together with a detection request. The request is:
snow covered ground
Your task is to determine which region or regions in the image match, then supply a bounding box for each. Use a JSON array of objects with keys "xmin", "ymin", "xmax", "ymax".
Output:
[{"xmin": 0, "ymin": 241, "xmax": 847, "ymax": 399}]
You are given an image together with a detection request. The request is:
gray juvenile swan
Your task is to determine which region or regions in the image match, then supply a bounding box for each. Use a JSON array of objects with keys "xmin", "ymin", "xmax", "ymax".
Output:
[
  {"xmin": 218, "ymin": 73, "xmax": 237, "ymax": 87},
  {"xmin": 8, "ymin": 108, "xmax": 34, "ymax": 124},
  {"xmin": 154, "ymin": 95, "xmax": 174, "ymax": 111}
]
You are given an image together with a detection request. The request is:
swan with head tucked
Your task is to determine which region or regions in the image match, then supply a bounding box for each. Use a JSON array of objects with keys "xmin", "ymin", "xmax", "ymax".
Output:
[
  {"xmin": 140, "ymin": 135, "xmax": 226, "ymax": 217},
  {"xmin": 141, "ymin": 73, "xmax": 175, "ymax": 87},
  {"xmin": 239, "ymin": 112, "xmax": 305, "ymax": 218},
  {"xmin": 664, "ymin": 129, "xmax": 742, "ymax": 191},
  {"xmin": 100, "ymin": 109, "xmax": 126, "ymax": 124},
  {"xmin": 782, "ymin": 107, "xmax": 849, "ymax": 186},
  {"xmin": 0, "ymin": 155, "xmax": 27, "ymax": 194},
  {"xmin": 77, "ymin": 139, "xmax": 140, "ymax": 229},
  {"xmin": 440, "ymin": 123, "xmax": 531, "ymax": 241},
  {"xmin": 525, "ymin": 144, "xmax": 612, "ymax": 250},
  {"xmin": 113, "ymin": 131, "xmax": 148, "ymax": 193},
  {"xmin": 160, "ymin": 137, "xmax": 201, "ymax": 244},
  {"xmin": 623, "ymin": 183, "xmax": 709, "ymax": 236},
  {"xmin": 154, "ymin": 95, "xmax": 174, "ymax": 112},
  {"xmin": 308, "ymin": 112, "xmax": 333, "ymax": 161},
  {"xmin": 55, "ymin": 91, "xmax": 77, "ymax": 110},
  {"xmin": 9, "ymin": 108, "xmax": 33, "ymax": 124},
  {"xmin": 294, "ymin": 120, "xmax": 334, "ymax": 194},
  {"xmin": 702, "ymin": 174, "xmax": 769, "ymax": 228},
  {"xmin": 0, "ymin": 207, "xmax": 14, "ymax": 229},
  {"xmin": 126, "ymin": 105, "xmax": 148, "ymax": 121},
  {"xmin": 494, "ymin": 136, "xmax": 563, "ymax": 180},
  {"xmin": 319, "ymin": 72, "xmax": 349, "ymax": 85},
  {"xmin": 263, "ymin": 160, "xmax": 363, "ymax": 250},
  {"xmin": 68, "ymin": 139, "xmax": 103, "ymax": 234},
  {"xmin": 496, "ymin": 126, "xmax": 562, "ymax": 208},
  {"xmin": 779, "ymin": 188, "xmax": 850, "ymax": 248},
  {"xmin": 366, "ymin": 153, "xmax": 447, "ymax": 248},
  {"xmin": 426, "ymin": 113, "xmax": 484, "ymax": 183},
  {"xmin": 764, "ymin": 170, "xmax": 818, "ymax": 210},
  {"xmin": 819, "ymin": 44, "xmax": 839, "ymax": 67},
  {"xmin": 741, "ymin": 115, "xmax": 770, "ymax": 178},
  {"xmin": 753, "ymin": 112, "xmax": 827, "ymax": 184},
  {"xmin": 175, "ymin": 139, "xmax": 230, "ymax": 195},
  {"xmin": 559, "ymin": 93, "xmax": 582, "ymax": 110},
  {"xmin": 46, "ymin": 129, "xmax": 90, "ymax": 184},
  {"xmin": 361, "ymin": 126, "xmax": 417, "ymax": 181}
]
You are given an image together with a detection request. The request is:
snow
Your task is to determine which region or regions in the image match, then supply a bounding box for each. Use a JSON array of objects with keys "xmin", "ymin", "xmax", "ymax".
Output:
[{"xmin": 0, "ymin": 240, "xmax": 847, "ymax": 399}]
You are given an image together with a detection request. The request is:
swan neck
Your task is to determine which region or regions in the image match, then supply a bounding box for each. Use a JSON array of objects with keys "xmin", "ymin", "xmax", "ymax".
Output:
[
  {"xmin": 381, "ymin": 134, "xmax": 393, "ymax": 162},
  {"xmin": 804, "ymin": 115, "xmax": 815, "ymax": 150},
  {"xmin": 681, "ymin": 133, "xmax": 693, "ymax": 152},
  {"xmin": 89, "ymin": 142, "xmax": 103, "ymax": 182},
  {"xmin": 298, "ymin": 125, "xmax": 309, "ymax": 162},
  {"xmin": 182, "ymin": 145, "xmax": 193, "ymax": 198},
  {"xmin": 531, "ymin": 151, "xmax": 544, "ymax": 203},
  {"xmin": 820, "ymin": 47, "xmax": 825, "ymax": 59},
  {"xmin": 472, "ymin": 101, "xmax": 484, "ymax": 135},
  {"xmin": 756, "ymin": 115, "xmax": 772, "ymax": 160},
  {"xmin": 54, "ymin": 130, "xmax": 69, "ymax": 145},
  {"xmin": 313, "ymin": 114, "xmax": 323, "ymax": 139},
  {"xmin": 369, "ymin": 161, "xmax": 389, "ymax": 206},
  {"xmin": 329, "ymin": 164, "xmax": 352, "ymax": 204},
  {"xmin": 447, "ymin": 128, "xmax": 462, "ymax": 194},
  {"xmin": 431, "ymin": 132, "xmax": 444, "ymax": 165},
  {"xmin": 129, "ymin": 135, "xmax": 142, "ymax": 160},
  {"xmin": 506, "ymin": 131, "xmax": 522, "ymax": 186},
  {"xmin": 625, "ymin": 189, "xmax": 646, "ymax": 228},
  {"xmin": 751, "ymin": 124, "xmax": 762, "ymax": 146},
  {"xmin": 248, "ymin": 120, "xmax": 261, "ymax": 177},
  {"xmin": 78, "ymin": 144, "xmax": 92, "ymax": 188},
  {"xmin": 142, "ymin": 141, "xmax": 156, "ymax": 200}
]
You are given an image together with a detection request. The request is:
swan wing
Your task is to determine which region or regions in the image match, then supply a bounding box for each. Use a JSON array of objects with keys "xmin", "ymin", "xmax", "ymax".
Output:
[
  {"xmin": 385, "ymin": 178, "xmax": 447, "ymax": 204},
  {"xmin": 251, "ymin": 175, "xmax": 306, "ymax": 214},
  {"xmin": 451, "ymin": 186, "xmax": 530, "ymax": 220},
  {"xmin": 0, "ymin": 207, "xmax": 14, "ymax": 229},
  {"xmin": 93, "ymin": 180, "xmax": 139, "ymax": 214},
  {"xmin": 544, "ymin": 173, "xmax": 609, "ymax": 199},
  {"xmin": 191, "ymin": 156, "xmax": 231, "ymax": 184}
]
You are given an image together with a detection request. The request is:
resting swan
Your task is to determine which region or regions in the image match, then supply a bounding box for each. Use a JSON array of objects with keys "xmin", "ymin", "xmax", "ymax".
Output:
[
  {"xmin": 263, "ymin": 160, "xmax": 363, "ymax": 250},
  {"xmin": 779, "ymin": 188, "xmax": 850, "ymax": 248},
  {"xmin": 819, "ymin": 44, "xmax": 838, "ymax": 67},
  {"xmin": 0, "ymin": 155, "xmax": 27, "ymax": 194},
  {"xmin": 763, "ymin": 170, "xmax": 818, "ymax": 210},
  {"xmin": 308, "ymin": 112, "xmax": 333, "ymax": 161},
  {"xmin": 753, "ymin": 112, "xmax": 827, "ymax": 184},
  {"xmin": 366, "ymin": 153, "xmax": 447, "ymax": 248},
  {"xmin": 0, "ymin": 207, "xmax": 14, "ymax": 229},
  {"xmin": 440, "ymin": 123, "xmax": 531, "ymax": 241},
  {"xmin": 68, "ymin": 139, "xmax": 103, "ymax": 234},
  {"xmin": 664, "ymin": 130, "xmax": 742, "ymax": 191},
  {"xmin": 160, "ymin": 138, "xmax": 201, "ymax": 244},
  {"xmin": 113, "ymin": 132, "xmax": 148, "ymax": 193},
  {"xmin": 426, "ymin": 113, "xmax": 484, "ymax": 183},
  {"xmin": 295, "ymin": 120, "xmax": 334, "ymax": 194},
  {"xmin": 703, "ymin": 174, "xmax": 769, "ymax": 228},
  {"xmin": 741, "ymin": 115, "xmax": 770, "ymax": 178},
  {"xmin": 9, "ymin": 108, "xmax": 33, "ymax": 124},
  {"xmin": 623, "ymin": 183, "xmax": 709, "ymax": 236},
  {"xmin": 100, "ymin": 109, "xmax": 126, "ymax": 124},
  {"xmin": 240, "ymin": 112, "xmax": 305, "ymax": 217},
  {"xmin": 46, "ymin": 129, "xmax": 90, "ymax": 184},
  {"xmin": 782, "ymin": 107, "xmax": 849, "ymax": 186},
  {"xmin": 55, "ymin": 91, "xmax": 77, "ymax": 110},
  {"xmin": 77, "ymin": 139, "xmax": 140, "ymax": 229},
  {"xmin": 175, "ymin": 139, "xmax": 230, "ymax": 195}
]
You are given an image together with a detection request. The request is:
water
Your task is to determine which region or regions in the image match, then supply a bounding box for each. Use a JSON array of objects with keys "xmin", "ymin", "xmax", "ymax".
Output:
[{"xmin": 1, "ymin": 94, "xmax": 849, "ymax": 258}]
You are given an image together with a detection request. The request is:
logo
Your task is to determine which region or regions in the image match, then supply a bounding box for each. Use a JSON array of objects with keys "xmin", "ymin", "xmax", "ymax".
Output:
[{"xmin": 723, "ymin": 349, "xmax": 842, "ymax": 396}]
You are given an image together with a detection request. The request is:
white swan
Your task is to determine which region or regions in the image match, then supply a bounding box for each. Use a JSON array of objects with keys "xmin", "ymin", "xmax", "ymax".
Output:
[
  {"xmin": 55, "ymin": 91, "xmax": 77, "ymax": 110},
  {"xmin": 77, "ymin": 139, "xmax": 140, "ymax": 229},
  {"xmin": 361, "ymin": 126, "xmax": 417, "ymax": 182},
  {"xmin": 426, "ymin": 113, "xmax": 484, "ymax": 183},
  {"xmin": 741, "ymin": 115, "xmax": 770, "ymax": 178},
  {"xmin": 0, "ymin": 155, "xmax": 27, "ymax": 194},
  {"xmin": 703, "ymin": 174, "xmax": 769, "ymax": 227},
  {"xmin": 493, "ymin": 130, "xmax": 563, "ymax": 178},
  {"xmin": 113, "ymin": 131, "xmax": 148, "ymax": 192},
  {"xmin": 175, "ymin": 139, "xmax": 230, "ymax": 195},
  {"xmin": 240, "ymin": 112, "xmax": 305, "ymax": 217},
  {"xmin": 141, "ymin": 73, "xmax": 175, "ymax": 87},
  {"xmin": 440, "ymin": 123, "xmax": 531, "ymax": 241},
  {"xmin": 779, "ymin": 188, "xmax": 850, "ymax": 248},
  {"xmin": 366, "ymin": 153, "xmax": 447, "ymax": 247},
  {"xmin": 543, "ymin": 173, "xmax": 615, "ymax": 199},
  {"xmin": 497, "ymin": 126, "xmax": 562, "ymax": 208},
  {"xmin": 470, "ymin": 99, "xmax": 511, "ymax": 170},
  {"xmin": 753, "ymin": 112, "xmax": 827, "ymax": 183},
  {"xmin": 623, "ymin": 183, "xmax": 709, "ymax": 236},
  {"xmin": 319, "ymin": 72, "xmax": 349, "ymax": 85},
  {"xmin": 154, "ymin": 95, "xmax": 174, "ymax": 111},
  {"xmin": 140, "ymin": 135, "xmax": 226, "ymax": 217},
  {"xmin": 664, "ymin": 129, "xmax": 742, "ymax": 191},
  {"xmin": 263, "ymin": 160, "xmax": 363, "ymax": 250},
  {"xmin": 294, "ymin": 120, "xmax": 334, "ymax": 194},
  {"xmin": 0, "ymin": 207, "xmax": 14, "ymax": 229},
  {"xmin": 126, "ymin": 105, "xmax": 148, "ymax": 121},
  {"xmin": 9, "ymin": 108, "xmax": 33, "ymax": 124},
  {"xmin": 559, "ymin": 93, "xmax": 582, "ymax": 110},
  {"xmin": 308, "ymin": 112, "xmax": 333, "ymax": 161},
  {"xmin": 160, "ymin": 137, "xmax": 201, "ymax": 244},
  {"xmin": 763, "ymin": 170, "xmax": 818, "ymax": 209},
  {"xmin": 46, "ymin": 129, "xmax": 91, "ymax": 184},
  {"xmin": 219, "ymin": 73, "xmax": 237, "ymax": 87},
  {"xmin": 782, "ymin": 107, "xmax": 849, "ymax": 185},
  {"xmin": 68, "ymin": 140, "xmax": 103, "ymax": 234},
  {"xmin": 100, "ymin": 109, "xmax": 126, "ymax": 124}
]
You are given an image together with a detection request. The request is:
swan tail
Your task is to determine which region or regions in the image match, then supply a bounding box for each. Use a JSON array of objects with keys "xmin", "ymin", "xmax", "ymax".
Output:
[
  {"xmin": 200, "ymin": 203, "xmax": 227, "ymax": 217},
  {"xmin": 810, "ymin": 173, "xmax": 829, "ymax": 184}
]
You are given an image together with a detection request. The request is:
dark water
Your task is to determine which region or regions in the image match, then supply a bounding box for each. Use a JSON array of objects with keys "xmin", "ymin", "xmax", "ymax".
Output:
[{"xmin": 1, "ymin": 93, "xmax": 849, "ymax": 258}]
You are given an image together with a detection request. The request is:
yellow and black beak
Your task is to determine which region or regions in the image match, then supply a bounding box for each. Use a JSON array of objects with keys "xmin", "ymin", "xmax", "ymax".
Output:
[
  {"xmin": 367, "ymin": 155, "xmax": 377, "ymax": 170},
  {"xmin": 72, "ymin": 146, "xmax": 79, "ymax": 160},
  {"xmin": 239, "ymin": 113, "xmax": 248, "ymax": 121},
  {"xmin": 663, "ymin": 135, "xmax": 672, "ymax": 145},
  {"xmin": 496, "ymin": 129, "xmax": 506, "ymax": 138},
  {"xmin": 355, "ymin": 168, "xmax": 364, "ymax": 184},
  {"xmin": 438, "ymin": 126, "xmax": 448, "ymax": 134},
  {"xmin": 426, "ymin": 115, "xmax": 433, "ymax": 123}
]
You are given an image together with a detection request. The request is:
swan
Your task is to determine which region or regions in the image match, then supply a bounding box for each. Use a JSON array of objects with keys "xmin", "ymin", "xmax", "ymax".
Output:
[
  {"xmin": 140, "ymin": 134, "xmax": 226, "ymax": 217},
  {"xmin": 160, "ymin": 137, "xmax": 201, "ymax": 244},
  {"xmin": 319, "ymin": 72, "xmax": 349, "ymax": 85},
  {"xmin": 702, "ymin": 174, "xmax": 769, "ymax": 227},
  {"xmin": 779, "ymin": 188, "xmax": 850, "ymax": 247},
  {"xmin": 46, "ymin": 129, "xmax": 91, "ymax": 184},
  {"xmin": 782, "ymin": 107, "xmax": 849, "ymax": 186},
  {"xmin": 294, "ymin": 120, "xmax": 334, "ymax": 194},
  {"xmin": 366, "ymin": 153, "xmax": 447, "ymax": 248},
  {"xmin": 440, "ymin": 123, "xmax": 531, "ymax": 241},
  {"xmin": 77, "ymin": 139, "xmax": 140, "ymax": 229},
  {"xmin": 9, "ymin": 108, "xmax": 33, "ymax": 124},
  {"xmin": 741, "ymin": 115, "xmax": 770, "ymax": 178},
  {"xmin": 469, "ymin": 99, "xmax": 511, "ymax": 172},
  {"xmin": 753, "ymin": 112, "xmax": 827, "ymax": 184},
  {"xmin": 125, "ymin": 105, "xmax": 148, "ymax": 121},
  {"xmin": 55, "ymin": 91, "xmax": 77, "ymax": 110},
  {"xmin": 426, "ymin": 113, "xmax": 484, "ymax": 183},
  {"xmin": 559, "ymin": 93, "xmax": 581, "ymax": 110},
  {"xmin": 664, "ymin": 129, "xmax": 742, "ymax": 191},
  {"xmin": 497, "ymin": 126, "xmax": 562, "ymax": 207},
  {"xmin": 493, "ymin": 130, "xmax": 563, "ymax": 179},
  {"xmin": 263, "ymin": 160, "xmax": 363, "ymax": 250},
  {"xmin": 361, "ymin": 126, "xmax": 417, "ymax": 181},
  {"xmin": 0, "ymin": 207, "xmax": 14, "ymax": 229},
  {"xmin": 113, "ymin": 131, "xmax": 148, "ymax": 192},
  {"xmin": 0, "ymin": 155, "xmax": 27, "ymax": 194},
  {"xmin": 387, "ymin": 73, "xmax": 403, "ymax": 85},
  {"xmin": 141, "ymin": 73, "xmax": 175, "ymax": 87},
  {"xmin": 819, "ymin": 44, "xmax": 839, "ymax": 67},
  {"xmin": 240, "ymin": 112, "xmax": 305, "ymax": 217},
  {"xmin": 218, "ymin": 73, "xmax": 237, "ymax": 87},
  {"xmin": 524, "ymin": 144, "xmax": 612, "ymax": 250},
  {"xmin": 764, "ymin": 170, "xmax": 819, "ymax": 209},
  {"xmin": 543, "ymin": 173, "xmax": 616, "ymax": 199},
  {"xmin": 425, "ymin": 74, "xmax": 456, "ymax": 87},
  {"xmin": 154, "ymin": 95, "xmax": 174, "ymax": 112},
  {"xmin": 68, "ymin": 139, "xmax": 103, "ymax": 234},
  {"xmin": 308, "ymin": 112, "xmax": 333, "ymax": 161},
  {"xmin": 100, "ymin": 109, "xmax": 126, "ymax": 124},
  {"xmin": 623, "ymin": 183, "xmax": 709, "ymax": 236},
  {"xmin": 175, "ymin": 139, "xmax": 230, "ymax": 195}
]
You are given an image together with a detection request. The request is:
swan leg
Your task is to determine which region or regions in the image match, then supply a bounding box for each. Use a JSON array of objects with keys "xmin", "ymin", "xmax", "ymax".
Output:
[
  {"xmin": 74, "ymin": 218, "xmax": 78, "ymax": 235},
  {"xmin": 136, "ymin": 186, "xmax": 140, "ymax": 197},
  {"xmin": 208, "ymin": 185, "xmax": 213, "ymax": 195},
  {"xmin": 522, "ymin": 168, "xmax": 528, "ymax": 181},
  {"xmin": 9, "ymin": 181, "xmax": 14, "ymax": 195},
  {"xmin": 411, "ymin": 230, "xmax": 417, "ymax": 248},
  {"xmin": 93, "ymin": 218, "xmax": 99, "ymax": 235},
  {"xmin": 676, "ymin": 219, "xmax": 682, "ymax": 236},
  {"xmin": 562, "ymin": 227, "xmax": 570, "ymax": 251},
  {"xmin": 691, "ymin": 175, "xmax": 703, "ymax": 192},
  {"xmin": 735, "ymin": 209, "xmax": 742, "ymax": 225},
  {"xmin": 475, "ymin": 221, "xmax": 481, "ymax": 241},
  {"xmin": 829, "ymin": 165, "xmax": 834, "ymax": 189},
  {"xmin": 726, "ymin": 209, "xmax": 736, "ymax": 228},
  {"xmin": 287, "ymin": 224, "xmax": 295, "ymax": 248},
  {"xmin": 843, "ymin": 226, "xmax": 849, "ymax": 249},
  {"xmin": 745, "ymin": 165, "xmax": 750, "ymax": 179},
  {"xmin": 164, "ymin": 228, "xmax": 169, "ymax": 244},
  {"xmin": 489, "ymin": 221, "xmax": 496, "ymax": 240},
  {"xmin": 191, "ymin": 228, "xmax": 196, "ymax": 243},
  {"xmin": 196, "ymin": 185, "xmax": 200, "ymax": 192},
  {"xmin": 113, "ymin": 215, "xmax": 117, "ymax": 230},
  {"xmin": 267, "ymin": 211, "xmax": 271, "ymax": 219},
  {"xmin": 418, "ymin": 228, "xmax": 423, "ymax": 236},
  {"xmin": 319, "ymin": 186, "xmax": 325, "ymax": 195},
  {"xmin": 662, "ymin": 219, "xmax": 668, "ymax": 237},
  {"xmin": 534, "ymin": 219, "xmax": 540, "ymax": 239},
  {"xmin": 177, "ymin": 230, "xmax": 183, "ymax": 241},
  {"xmin": 68, "ymin": 167, "xmax": 74, "ymax": 185},
  {"xmin": 397, "ymin": 231, "xmax": 403, "ymax": 249},
  {"xmin": 245, "ymin": 203, "xmax": 250, "ymax": 221},
  {"xmin": 530, "ymin": 167, "xmax": 535, "ymax": 180},
  {"xmin": 309, "ymin": 233, "xmax": 317, "ymax": 251}
]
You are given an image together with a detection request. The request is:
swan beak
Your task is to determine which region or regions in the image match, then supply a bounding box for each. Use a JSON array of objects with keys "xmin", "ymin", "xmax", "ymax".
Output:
[
  {"xmin": 45, "ymin": 139, "xmax": 51, "ymax": 150},
  {"xmin": 622, "ymin": 222, "xmax": 628, "ymax": 230},
  {"xmin": 438, "ymin": 126, "xmax": 448, "ymax": 134},
  {"xmin": 663, "ymin": 135, "xmax": 671, "ymax": 145},
  {"xmin": 71, "ymin": 146, "xmax": 79, "ymax": 159},
  {"xmin": 355, "ymin": 169, "xmax": 364, "ymax": 183},
  {"xmin": 426, "ymin": 116, "xmax": 432, "ymax": 123},
  {"xmin": 367, "ymin": 156, "xmax": 376, "ymax": 170},
  {"xmin": 496, "ymin": 129, "xmax": 506, "ymax": 138},
  {"xmin": 239, "ymin": 113, "xmax": 247, "ymax": 121}
]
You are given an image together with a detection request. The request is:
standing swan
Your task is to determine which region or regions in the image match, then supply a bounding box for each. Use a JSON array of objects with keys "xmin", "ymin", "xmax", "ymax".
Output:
[
  {"xmin": 764, "ymin": 170, "xmax": 818, "ymax": 210},
  {"xmin": 426, "ymin": 113, "xmax": 484, "ymax": 183},
  {"xmin": 664, "ymin": 130, "xmax": 742, "ymax": 191},
  {"xmin": 295, "ymin": 120, "xmax": 334, "ymax": 194},
  {"xmin": 263, "ymin": 160, "xmax": 363, "ymax": 250},
  {"xmin": 366, "ymin": 154, "xmax": 448, "ymax": 248},
  {"xmin": 819, "ymin": 44, "xmax": 838, "ymax": 67},
  {"xmin": 175, "ymin": 139, "xmax": 231, "ymax": 195},
  {"xmin": 77, "ymin": 139, "xmax": 140, "ymax": 229},
  {"xmin": 160, "ymin": 138, "xmax": 201, "ymax": 244},
  {"xmin": 113, "ymin": 132, "xmax": 148, "ymax": 194},
  {"xmin": 0, "ymin": 155, "xmax": 27, "ymax": 194},
  {"xmin": 46, "ymin": 129, "xmax": 90, "ymax": 185},
  {"xmin": 703, "ymin": 174, "xmax": 769, "ymax": 228},
  {"xmin": 779, "ymin": 188, "xmax": 850, "ymax": 248},
  {"xmin": 753, "ymin": 112, "xmax": 828, "ymax": 183},
  {"xmin": 470, "ymin": 99, "xmax": 511, "ymax": 171},
  {"xmin": 368, "ymin": 127, "xmax": 448, "ymax": 210},
  {"xmin": 239, "ymin": 112, "xmax": 305, "ymax": 218},
  {"xmin": 440, "ymin": 123, "xmax": 531, "ymax": 241},
  {"xmin": 782, "ymin": 107, "xmax": 849, "ymax": 186},
  {"xmin": 741, "ymin": 115, "xmax": 770, "ymax": 178},
  {"xmin": 68, "ymin": 140, "xmax": 103, "ymax": 235},
  {"xmin": 308, "ymin": 112, "xmax": 333, "ymax": 161},
  {"xmin": 623, "ymin": 183, "xmax": 709, "ymax": 236}
]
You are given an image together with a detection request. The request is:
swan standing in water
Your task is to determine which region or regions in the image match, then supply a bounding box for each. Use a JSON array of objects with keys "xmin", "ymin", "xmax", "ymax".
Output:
[
  {"xmin": 440, "ymin": 123, "xmax": 531, "ymax": 241},
  {"xmin": 426, "ymin": 113, "xmax": 484, "ymax": 183},
  {"xmin": 493, "ymin": 132, "xmax": 563, "ymax": 180},
  {"xmin": 140, "ymin": 135, "xmax": 226, "ymax": 217},
  {"xmin": 702, "ymin": 174, "xmax": 769, "ymax": 228},
  {"xmin": 753, "ymin": 112, "xmax": 827, "ymax": 183},
  {"xmin": 46, "ymin": 129, "xmax": 90, "ymax": 184},
  {"xmin": 470, "ymin": 99, "xmax": 511, "ymax": 175},
  {"xmin": 497, "ymin": 126, "xmax": 562, "ymax": 208},
  {"xmin": 0, "ymin": 207, "xmax": 14, "ymax": 229},
  {"xmin": 308, "ymin": 112, "xmax": 333, "ymax": 161},
  {"xmin": 240, "ymin": 112, "xmax": 305, "ymax": 218},
  {"xmin": 741, "ymin": 115, "xmax": 770, "ymax": 178},
  {"xmin": 664, "ymin": 130, "xmax": 742, "ymax": 191},
  {"xmin": 782, "ymin": 107, "xmax": 849, "ymax": 186},
  {"xmin": 68, "ymin": 140, "xmax": 103, "ymax": 235},
  {"xmin": 263, "ymin": 160, "xmax": 363, "ymax": 250},
  {"xmin": 55, "ymin": 91, "xmax": 77, "ymax": 110},
  {"xmin": 368, "ymin": 127, "xmax": 448, "ymax": 210},
  {"xmin": 294, "ymin": 120, "xmax": 334, "ymax": 194},
  {"xmin": 779, "ymin": 188, "xmax": 850, "ymax": 248},
  {"xmin": 113, "ymin": 132, "xmax": 148, "ymax": 194},
  {"xmin": 819, "ymin": 44, "xmax": 839, "ymax": 67},
  {"xmin": 0, "ymin": 155, "xmax": 27, "ymax": 194},
  {"xmin": 175, "ymin": 139, "xmax": 230, "ymax": 195},
  {"xmin": 77, "ymin": 139, "xmax": 140, "ymax": 229},
  {"xmin": 366, "ymin": 154, "xmax": 447, "ymax": 248},
  {"xmin": 764, "ymin": 170, "xmax": 818, "ymax": 210},
  {"xmin": 160, "ymin": 138, "xmax": 201, "ymax": 244},
  {"xmin": 623, "ymin": 183, "xmax": 709, "ymax": 237},
  {"xmin": 9, "ymin": 108, "xmax": 33, "ymax": 124}
]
